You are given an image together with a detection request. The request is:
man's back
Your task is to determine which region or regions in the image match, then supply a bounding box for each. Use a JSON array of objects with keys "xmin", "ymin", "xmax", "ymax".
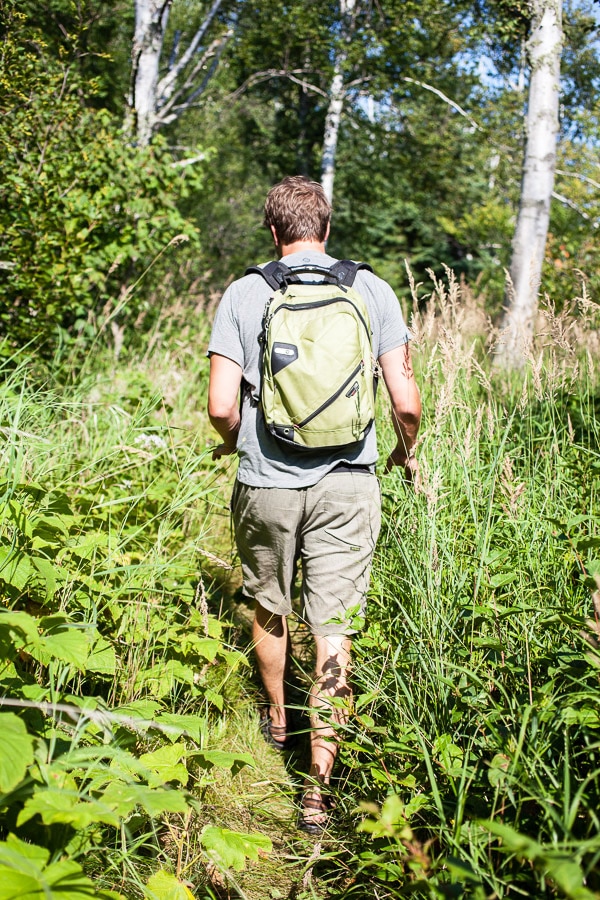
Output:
[{"xmin": 207, "ymin": 249, "xmax": 411, "ymax": 486}]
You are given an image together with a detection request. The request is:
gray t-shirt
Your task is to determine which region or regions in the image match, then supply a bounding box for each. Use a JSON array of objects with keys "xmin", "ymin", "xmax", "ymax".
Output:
[{"xmin": 207, "ymin": 250, "xmax": 410, "ymax": 488}]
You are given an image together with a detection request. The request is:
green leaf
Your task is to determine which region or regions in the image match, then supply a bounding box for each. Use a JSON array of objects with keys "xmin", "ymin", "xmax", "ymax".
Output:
[
  {"xmin": 138, "ymin": 743, "xmax": 189, "ymax": 787},
  {"xmin": 562, "ymin": 706, "xmax": 600, "ymax": 728},
  {"xmin": 0, "ymin": 547, "xmax": 33, "ymax": 591},
  {"xmin": 192, "ymin": 750, "xmax": 254, "ymax": 775},
  {"xmin": 204, "ymin": 688, "xmax": 224, "ymax": 710},
  {"xmin": 85, "ymin": 637, "xmax": 116, "ymax": 675},
  {"xmin": 100, "ymin": 781, "xmax": 189, "ymax": 818},
  {"xmin": 488, "ymin": 571, "xmax": 517, "ymax": 588},
  {"xmin": 35, "ymin": 626, "xmax": 91, "ymax": 669},
  {"xmin": 145, "ymin": 870, "xmax": 195, "ymax": 900},
  {"xmin": 134, "ymin": 660, "xmax": 195, "ymax": 697},
  {"xmin": 479, "ymin": 820, "xmax": 541, "ymax": 856},
  {"xmin": 30, "ymin": 557, "xmax": 58, "ymax": 599},
  {"xmin": 433, "ymin": 734, "xmax": 464, "ymax": 777},
  {"xmin": 0, "ymin": 835, "xmax": 123, "ymax": 899},
  {"xmin": 0, "ymin": 713, "xmax": 35, "ymax": 793},
  {"xmin": 17, "ymin": 788, "xmax": 120, "ymax": 829},
  {"xmin": 200, "ymin": 826, "xmax": 272, "ymax": 872},
  {"xmin": 0, "ymin": 610, "xmax": 39, "ymax": 659},
  {"xmin": 488, "ymin": 752, "xmax": 511, "ymax": 787},
  {"xmin": 155, "ymin": 713, "xmax": 207, "ymax": 743}
]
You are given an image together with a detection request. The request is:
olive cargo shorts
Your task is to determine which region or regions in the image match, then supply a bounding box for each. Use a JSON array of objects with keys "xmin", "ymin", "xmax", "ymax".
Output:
[{"xmin": 231, "ymin": 471, "xmax": 381, "ymax": 636}]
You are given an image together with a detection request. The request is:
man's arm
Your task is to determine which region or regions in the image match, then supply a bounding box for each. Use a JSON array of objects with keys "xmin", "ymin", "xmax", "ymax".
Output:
[
  {"xmin": 207, "ymin": 354, "xmax": 243, "ymax": 460},
  {"xmin": 379, "ymin": 343, "xmax": 422, "ymax": 480}
]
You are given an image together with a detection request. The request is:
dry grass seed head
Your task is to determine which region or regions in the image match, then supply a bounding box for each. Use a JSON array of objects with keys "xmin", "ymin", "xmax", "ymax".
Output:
[{"xmin": 500, "ymin": 455, "xmax": 526, "ymax": 516}]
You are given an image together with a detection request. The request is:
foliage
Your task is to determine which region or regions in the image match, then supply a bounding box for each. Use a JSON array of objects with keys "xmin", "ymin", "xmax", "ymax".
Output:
[
  {"xmin": 0, "ymin": 339, "xmax": 268, "ymax": 896},
  {"xmin": 0, "ymin": 3, "xmax": 204, "ymax": 357},
  {"xmin": 323, "ymin": 270, "xmax": 600, "ymax": 898}
]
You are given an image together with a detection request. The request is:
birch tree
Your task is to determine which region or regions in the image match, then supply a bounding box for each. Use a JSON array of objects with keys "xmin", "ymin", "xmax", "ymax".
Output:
[
  {"xmin": 496, "ymin": 0, "xmax": 563, "ymax": 367},
  {"xmin": 321, "ymin": 0, "xmax": 359, "ymax": 203},
  {"xmin": 129, "ymin": 0, "xmax": 231, "ymax": 146}
]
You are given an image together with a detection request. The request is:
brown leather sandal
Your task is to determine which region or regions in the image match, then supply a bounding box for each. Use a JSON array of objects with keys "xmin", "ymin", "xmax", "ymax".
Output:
[
  {"xmin": 297, "ymin": 791, "xmax": 335, "ymax": 834},
  {"xmin": 259, "ymin": 714, "xmax": 296, "ymax": 751}
]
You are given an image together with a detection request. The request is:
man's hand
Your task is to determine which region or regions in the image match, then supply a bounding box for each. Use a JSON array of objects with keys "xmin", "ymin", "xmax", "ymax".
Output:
[
  {"xmin": 384, "ymin": 447, "xmax": 419, "ymax": 483},
  {"xmin": 211, "ymin": 441, "xmax": 238, "ymax": 461}
]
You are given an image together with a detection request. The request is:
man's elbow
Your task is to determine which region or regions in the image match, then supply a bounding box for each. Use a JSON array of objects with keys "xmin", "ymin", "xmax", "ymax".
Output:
[
  {"xmin": 207, "ymin": 394, "xmax": 237, "ymax": 422},
  {"xmin": 392, "ymin": 394, "xmax": 422, "ymax": 429}
]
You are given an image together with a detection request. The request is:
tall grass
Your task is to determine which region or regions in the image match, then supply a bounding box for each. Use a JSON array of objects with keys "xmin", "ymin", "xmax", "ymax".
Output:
[
  {"xmin": 0, "ymin": 333, "xmax": 264, "ymax": 899},
  {"xmin": 329, "ymin": 272, "xmax": 600, "ymax": 899}
]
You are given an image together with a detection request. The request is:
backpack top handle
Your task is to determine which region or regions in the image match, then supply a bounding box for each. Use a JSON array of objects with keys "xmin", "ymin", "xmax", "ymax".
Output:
[{"xmin": 245, "ymin": 259, "xmax": 373, "ymax": 292}]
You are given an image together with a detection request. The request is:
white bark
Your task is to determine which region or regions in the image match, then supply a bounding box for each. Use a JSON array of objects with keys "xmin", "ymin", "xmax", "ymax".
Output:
[
  {"xmin": 156, "ymin": 0, "xmax": 225, "ymax": 108},
  {"xmin": 131, "ymin": 0, "xmax": 173, "ymax": 146},
  {"xmin": 130, "ymin": 0, "xmax": 229, "ymax": 146},
  {"xmin": 497, "ymin": 0, "xmax": 563, "ymax": 367},
  {"xmin": 320, "ymin": 0, "xmax": 357, "ymax": 204},
  {"xmin": 321, "ymin": 66, "xmax": 346, "ymax": 203}
]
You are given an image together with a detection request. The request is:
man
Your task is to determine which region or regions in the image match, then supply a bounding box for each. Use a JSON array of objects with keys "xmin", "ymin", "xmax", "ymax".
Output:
[{"xmin": 207, "ymin": 175, "xmax": 421, "ymax": 833}]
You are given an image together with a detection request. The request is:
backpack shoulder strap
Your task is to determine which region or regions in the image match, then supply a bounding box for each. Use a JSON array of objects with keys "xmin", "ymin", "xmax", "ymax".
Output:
[
  {"xmin": 329, "ymin": 260, "xmax": 374, "ymax": 287},
  {"xmin": 244, "ymin": 261, "xmax": 300, "ymax": 291}
]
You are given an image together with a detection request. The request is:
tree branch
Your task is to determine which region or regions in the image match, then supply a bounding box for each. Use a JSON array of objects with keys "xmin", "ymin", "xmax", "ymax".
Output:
[
  {"xmin": 226, "ymin": 68, "xmax": 329, "ymax": 102},
  {"xmin": 552, "ymin": 190, "xmax": 598, "ymax": 225},
  {"xmin": 156, "ymin": 0, "xmax": 225, "ymax": 104},
  {"xmin": 555, "ymin": 168, "xmax": 600, "ymax": 191},
  {"xmin": 157, "ymin": 32, "xmax": 230, "ymax": 122},
  {"xmin": 401, "ymin": 76, "xmax": 483, "ymax": 131}
]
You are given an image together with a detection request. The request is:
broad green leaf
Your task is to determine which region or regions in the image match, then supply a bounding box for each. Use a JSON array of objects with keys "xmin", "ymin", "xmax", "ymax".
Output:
[
  {"xmin": 35, "ymin": 627, "xmax": 91, "ymax": 669},
  {"xmin": 433, "ymin": 734, "xmax": 464, "ymax": 778},
  {"xmin": 445, "ymin": 856, "xmax": 481, "ymax": 884},
  {"xmin": 115, "ymin": 699, "xmax": 161, "ymax": 721},
  {"xmin": 0, "ymin": 547, "xmax": 33, "ymax": 591},
  {"xmin": 0, "ymin": 610, "xmax": 39, "ymax": 659},
  {"xmin": 100, "ymin": 781, "xmax": 189, "ymax": 818},
  {"xmin": 192, "ymin": 750, "xmax": 254, "ymax": 775},
  {"xmin": 544, "ymin": 856, "xmax": 598, "ymax": 900},
  {"xmin": 0, "ymin": 835, "xmax": 123, "ymax": 899},
  {"xmin": 488, "ymin": 752, "xmax": 510, "ymax": 787},
  {"xmin": 17, "ymin": 788, "xmax": 120, "ymax": 829},
  {"xmin": 488, "ymin": 571, "xmax": 517, "ymax": 588},
  {"xmin": 134, "ymin": 660, "xmax": 195, "ymax": 697},
  {"xmin": 67, "ymin": 531, "xmax": 111, "ymax": 560},
  {"xmin": 145, "ymin": 870, "xmax": 195, "ymax": 900},
  {"xmin": 561, "ymin": 706, "xmax": 599, "ymax": 728},
  {"xmin": 204, "ymin": 688, "xmax": 223, "ymax": 710},
  {"xmin": 30, "ymin": 557, "xmax": 58, "ymax": 599},
  {"xmin": 471, "ymin": 636, "xmax": 504, "ymax": 651},
  {"xmin": 156, "ymin": 713, "xmax": 206, "ymax": 743},
  {"xmin": 200, "ymin": 826, "xmax": 272, "ymax": 871},
  {"xmin": 180, "ymin": 636, "xmax": 220, "ymax": 661},
  {"xmin": 86, "ymin": 637, "xmax": 116, "ymax": 675},
  {"xmin": 479, "ymin": 820, "xmax": 541, "ymax": 856},
  {"xmin": 138, "ymin": 743, "xmax": 189, "ymax": 787},
  {"xmin": 0, "ymin": 713, "xmax": 35, "ymax": 793}
]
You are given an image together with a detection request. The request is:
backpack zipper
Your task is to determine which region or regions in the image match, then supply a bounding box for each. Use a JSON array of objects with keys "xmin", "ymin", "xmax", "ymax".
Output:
[
  {"xmin": 269, "ymin": 296, "xmax": 371, "ymax": 339},
  {"xmin": 297, "ymin": 361, "xmax": 365, "ymax": 428}
]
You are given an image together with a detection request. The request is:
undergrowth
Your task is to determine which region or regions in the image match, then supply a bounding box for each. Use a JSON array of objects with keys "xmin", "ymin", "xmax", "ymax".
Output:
[{"xmin": 1, "ymin": 270, "xmax": 600, "ymax": 900}]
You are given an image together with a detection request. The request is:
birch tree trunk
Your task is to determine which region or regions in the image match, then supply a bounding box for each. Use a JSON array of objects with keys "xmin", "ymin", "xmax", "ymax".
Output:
[
  {"xmin": 320, "ymin": 0, "xmax": 357, "ymax": 204},
  {"xmin": 130, "ymin": 0, "xmax": 172, "ymax": 146},
  {"xmin": 321, "ymin": 65, "xmax": 346, "ymax": 203},
  {"xmin": 129, "ymin": 0, "xmax": 227, "ymax": 146},
  {"xmin": 496, "ymin": 0, "xmax": 563, "ymax": 367}
]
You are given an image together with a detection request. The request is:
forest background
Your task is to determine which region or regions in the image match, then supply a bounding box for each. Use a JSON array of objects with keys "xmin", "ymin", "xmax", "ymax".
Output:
[{"xmin": 1, "ymin": 1, "xmax": 600, "ymax": 899}]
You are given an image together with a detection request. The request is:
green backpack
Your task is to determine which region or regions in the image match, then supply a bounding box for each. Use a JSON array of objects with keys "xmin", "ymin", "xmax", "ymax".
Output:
[{"xmin": 246, "ymin": 259, "xmax": 377, "ymax": 451}]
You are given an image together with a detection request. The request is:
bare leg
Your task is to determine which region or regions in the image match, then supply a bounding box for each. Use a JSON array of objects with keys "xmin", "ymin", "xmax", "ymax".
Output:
[
  {"xmin": 253, "ymin": 602, "xmax": 290, "ymax": 741},
  {"xmin": 302, "ymin": 633, "xmax": 352, "ymax": 828}
]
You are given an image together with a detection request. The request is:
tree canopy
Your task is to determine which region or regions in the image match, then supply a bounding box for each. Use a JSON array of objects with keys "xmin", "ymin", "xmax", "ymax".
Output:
[{"xmin": 2, "ymin": 0, "xmax": 599, "ymax": 356}]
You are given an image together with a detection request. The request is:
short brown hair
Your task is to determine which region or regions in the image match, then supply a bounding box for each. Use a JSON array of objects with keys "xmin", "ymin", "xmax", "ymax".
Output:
[{"xmin": 263, "ymin": 175, "xmax": 331, "ymax": 245}]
